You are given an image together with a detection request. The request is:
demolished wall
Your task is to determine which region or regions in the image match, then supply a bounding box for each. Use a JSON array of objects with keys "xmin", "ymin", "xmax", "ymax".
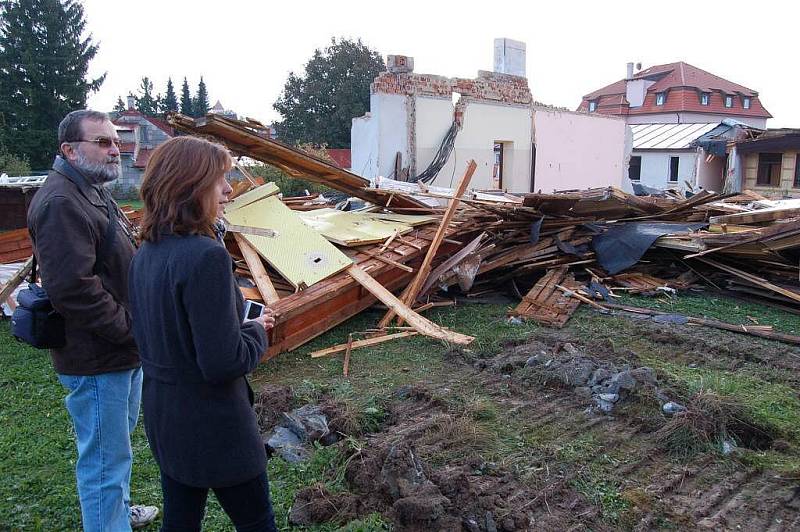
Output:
[
  {"xmin": 352, "ymin": 56, "xmax": 632, "ymax": 193},
  {"xmin": 352, "ymin": 62, "xmax": 533, "ymax": 190},
  {"xmin": 531, "ymin": 106, "xmax": 632, "ymax": 193}
]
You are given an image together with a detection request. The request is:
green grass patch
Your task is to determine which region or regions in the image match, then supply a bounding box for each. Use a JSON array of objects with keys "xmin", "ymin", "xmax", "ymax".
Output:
[
  {"xmin": 572, "ymin": 474, "xmax": 631, "ymax": 522},
  {"xmin": 642, "ymin": 358, "xmax": 800, "ymax": 443},
  {"xmin": 0, "ymin": 321, "xmax": 393, "ymax": 530},
  {"xmin": 119, "ymin": 199, "xmax": 143, "ymax": 210}
]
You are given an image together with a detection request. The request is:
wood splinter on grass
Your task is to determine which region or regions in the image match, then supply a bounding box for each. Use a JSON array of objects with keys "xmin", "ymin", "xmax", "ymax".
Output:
[
  {"xmin": 309, "ymin": 331, "xmax": 419, "ymax": 358},
  {"xmin": 343, "ymin": 334, "xmax": 353, "ymax": 377}
]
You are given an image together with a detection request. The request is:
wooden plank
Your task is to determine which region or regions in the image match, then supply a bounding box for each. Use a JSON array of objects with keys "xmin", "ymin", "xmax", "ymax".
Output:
[
  {"xmin": 343, "ymin": 334, "xmax": 353, "ymax": 376},
  {"xmin": 168, "ymin": 113, "xmax": 425, "ymax": 210},
  {"xmin": 420, "ymin": 233, "xmax": 485, "ymax": 296},
  {"xmin": 355, "ymin": 249, "xmax": 413, "ymax": 273},
  {"xmin": 709, "ymin": 206, "xmax": 800, "ymax": 225},
  {"xmin": 602, "ymin": 303, "xmax": 800, "ymax": 346},
  {"xmin": 226, "ymin": 224, "xmax": 278, "ymax": 238},
  {"xmin": 233, "ymin": 234, "xmax": 280, "ymax": 304},
  {"xmin": 0, "ymin": 255, "xmax": 33, "ymax": 304},
  {"xmin": 347, "ymin": 264, "xmax": 473, "ymax": 345},
  {"xmin": 310, "ymin": 331, "xmax": 418, "ymax": 358},
  {"xmin": 695, "ymin": 257, "xmax": 800, "ymax": 304},
  {"xmin": 379, "ymin": 160, "xmax": 477, "ymax": 328}
]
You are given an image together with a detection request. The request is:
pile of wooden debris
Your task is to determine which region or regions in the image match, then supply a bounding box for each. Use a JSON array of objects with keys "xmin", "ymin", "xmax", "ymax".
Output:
[{"xmin": 2, "ymin": 113, "xmax": 799, "ymax": 359}]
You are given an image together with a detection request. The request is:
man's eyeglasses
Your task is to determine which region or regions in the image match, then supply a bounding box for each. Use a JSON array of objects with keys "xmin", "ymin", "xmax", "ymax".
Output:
[{"xmin": 73, "ymin": 137, "xmax": 122, "ymax": 149}]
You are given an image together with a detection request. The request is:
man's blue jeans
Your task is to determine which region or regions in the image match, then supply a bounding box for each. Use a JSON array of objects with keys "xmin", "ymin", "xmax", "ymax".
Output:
[{"xmin": 58, "ymin": 367, "xmax": 143, "ymax": 532}]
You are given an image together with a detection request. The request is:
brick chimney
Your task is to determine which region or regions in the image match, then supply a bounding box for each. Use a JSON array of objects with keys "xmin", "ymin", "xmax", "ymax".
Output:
[{"xmin": 126, "ymin": 95, "xmax": 135, "ymax": 111}]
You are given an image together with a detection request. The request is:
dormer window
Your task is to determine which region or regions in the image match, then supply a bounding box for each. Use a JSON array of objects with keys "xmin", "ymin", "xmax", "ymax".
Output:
[
  {"xmin": 588, "ymin": 101, "xmax": 597, "ymax": 112},
  {"xmin": 743, "ymin": 97, "xmax": 751, "ymax": 109},
  {"xmin": 700, "ymin": 92, "xmax": 710, "ymax": 106},
  {"xmin": 724, "ymin": 95, "xmax": 733, "ymax": 108},
  {"xmin": 655, "ymin": 93, "xmax": 666, "ymax": 106}
]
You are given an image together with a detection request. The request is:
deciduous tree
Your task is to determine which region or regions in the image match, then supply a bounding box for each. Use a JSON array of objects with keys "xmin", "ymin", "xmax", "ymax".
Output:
[{"xmin": 273, "ymin": 38, "xmax": 384, "ymax": 148}]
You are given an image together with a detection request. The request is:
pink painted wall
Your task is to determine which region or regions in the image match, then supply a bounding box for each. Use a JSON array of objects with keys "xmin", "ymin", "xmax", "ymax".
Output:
[{"xmin": 532, "ymin": 107, "xmax": 631, "ymax": 193}]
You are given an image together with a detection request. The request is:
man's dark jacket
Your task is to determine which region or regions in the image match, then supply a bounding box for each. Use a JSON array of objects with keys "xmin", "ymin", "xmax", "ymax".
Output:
[
  {"xmin": 27, "ymin": 157, "xmax": 139, "ymax": 375},
  {"xmin": 129, "ymin": 233, "xmax": 268, "ymax": 487}
]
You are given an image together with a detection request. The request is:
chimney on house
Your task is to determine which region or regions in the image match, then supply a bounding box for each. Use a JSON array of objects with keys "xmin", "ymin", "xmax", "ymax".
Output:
[
  {"xmin": 126, "ymin": 95, "xmax": 135, "ymax": 111},
  {"xmin": 493, "ymin": 38, "xmax": 526, "ymax": 77},
  {"xmin": 626, "ymin": 62, "xmax": 634, "ymax": 80},
  {"xmin": 387, "ymin": 55, "xmax": 414, "ymax": 74}
]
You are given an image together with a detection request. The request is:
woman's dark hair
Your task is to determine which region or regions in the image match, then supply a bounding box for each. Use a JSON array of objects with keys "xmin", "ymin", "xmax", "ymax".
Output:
[{"xmin": 139, "ymin": 136, "xmax": 231, "ymax": 242}]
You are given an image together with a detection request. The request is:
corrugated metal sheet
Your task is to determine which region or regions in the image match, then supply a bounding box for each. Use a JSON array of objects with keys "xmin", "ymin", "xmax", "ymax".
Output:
[{"xmin": 631, "ymin": 123, "xmax": 719, "ymax": 150}]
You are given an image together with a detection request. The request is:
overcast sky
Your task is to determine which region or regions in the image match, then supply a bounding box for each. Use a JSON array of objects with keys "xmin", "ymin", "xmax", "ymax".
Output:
[{"xmin": 84, "ymin": 0, "xmax": 798, "ymax": 128}]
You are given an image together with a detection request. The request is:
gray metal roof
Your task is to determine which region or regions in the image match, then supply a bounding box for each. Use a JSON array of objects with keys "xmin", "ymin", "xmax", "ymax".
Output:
[{"xmin": 631, "ymin": 123, "xmax": 719, "ymax": 150}]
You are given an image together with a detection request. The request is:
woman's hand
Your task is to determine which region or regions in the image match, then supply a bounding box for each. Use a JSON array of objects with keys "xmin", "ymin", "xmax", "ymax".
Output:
[{"xmin": 252, "ymin": 307, "xmax": 276, "ymax": 332}]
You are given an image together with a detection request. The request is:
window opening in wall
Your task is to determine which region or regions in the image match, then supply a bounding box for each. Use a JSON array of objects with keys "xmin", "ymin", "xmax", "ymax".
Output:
[
  {"xmin": 756, "ymin": 153, "xmax": 782, "ymax": 186},
  {"xmin": 725, "ymin": 95, "xmax": 733, "ymax": 108},
  {"xmin": 655, "ymin": 93, "xmax": 666, "ymax": 106},
  {"xmin": 669, "ymin": 156, "xmax": 679, "ymax": 182},
  {"xmin": 743, "ymin": 97, "xmax": 751, "ymax": 109},
  {"xmin": 588, "ymin": 101, "xmax": 597, "ymax": 112},
  {"xmin": 629, "ymin": 155, "xmax": 642, "ymax": 181},
  {"xmin": 493, "ymin": 142, "xmax": 504, "ymax": 189},
  {"xmin": 700, "ymin": 92, "xmax": 710, "ymax": 105},
  {"xmin": 795, "ymin": 154, "xmax": 800, "ymax": 188}
]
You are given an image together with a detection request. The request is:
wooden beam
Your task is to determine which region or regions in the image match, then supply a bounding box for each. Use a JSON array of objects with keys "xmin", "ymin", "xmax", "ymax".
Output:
[
  {"xmin": 695, "ymin": 257, "xmax": 800, "ymax": 304},
  {"xmin": 378, "ymin": 160, "xmax": 477, "ymax": 328},
  {"xmin": 0, "ymin": 256, "xmax": 34, "ymax": 305},
  {"xmin": 357, "ymin": 249, "xmax": 413, "ymax": 272},
  {"xmin": 602, "ymin": 303, "xmax": 800, "ymax": 346},
  {"xmin": 347, "ymin": 265, "xmax": 473, "ymax": 345},
  {"xmin": 233, "ymin": 234, "xmax": 280, "ymax": 305},
  {"xmin": 343, "ymin": 334, "xmax": 353, "ymax": 376},
  {"xmin": 310, "ymin": 330, "xmax": 418, "ymax": 358},
  {"xmin": 555, "ymin": 284, "xmax": 609, "ymax": 312},
  {"xmin": 226, "ymin": 224, "xmax": 277, "ymax": 238}
]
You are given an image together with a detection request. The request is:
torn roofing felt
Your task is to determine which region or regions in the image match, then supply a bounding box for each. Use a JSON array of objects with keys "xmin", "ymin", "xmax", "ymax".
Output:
[{"xmin": 590, "ymin": 222, "xmax": 707, "ymax": 275}]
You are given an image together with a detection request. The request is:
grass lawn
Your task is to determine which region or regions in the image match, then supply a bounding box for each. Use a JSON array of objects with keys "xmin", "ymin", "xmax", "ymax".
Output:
[
  {"xmin": 118, "ymin": 200, "xmax": 143, "ymax": 211},
  {"xmin": 1, "ymin": 292, "xmax": 799, "ymax": 530}
]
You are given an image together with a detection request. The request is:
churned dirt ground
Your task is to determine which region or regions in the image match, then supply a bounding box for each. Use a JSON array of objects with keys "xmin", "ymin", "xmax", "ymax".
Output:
[{"xmin": 252, "ymin": 298, "xmax": 800, "ymax": 531}]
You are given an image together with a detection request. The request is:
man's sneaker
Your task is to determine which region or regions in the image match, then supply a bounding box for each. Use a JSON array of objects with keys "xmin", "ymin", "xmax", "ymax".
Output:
[{"xmin": 130, "ymin": 504, "xmax": 159, "ymax": 529}]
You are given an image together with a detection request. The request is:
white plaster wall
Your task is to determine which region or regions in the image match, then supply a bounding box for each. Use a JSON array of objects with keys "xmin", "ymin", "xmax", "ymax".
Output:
[
  {"xmin": 532, "ymin": 108, "xmax": 629, "ymax": 193},
  {"xmin": 351, "ymin": 93, "xmax": 408, "ymax": 180},
  {"xmin": 413, "ymin": 96, "xmax": 456, "ymax": 184},
  {"xmin": 633, "ymin": 150, "xmax": 697, "ymax": 190},
  {"xmin": 695, "ymin": 149, "xmax": 726, "ymax": 191},
  {"xmin": 415, "ymin": 98, "xmax": 532, "ymax": 191}
]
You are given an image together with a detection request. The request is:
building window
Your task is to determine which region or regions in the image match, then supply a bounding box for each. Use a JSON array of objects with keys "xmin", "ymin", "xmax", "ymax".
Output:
[
  {"xmin": 588, "ymin": 101, "xmax": 597, "ymax": 112},
  {"xmin": 629, "ymin": 156, "xmax": 642, "ymax": 181},
  {"xmin": 669, "ymin": 156, "xmax": 679, "ymax": 182},
  {"xmin": 743, "ymin": 97, "xmax": 751, "ymax": 109},
  {"xmin": 700, "ymin": 92, "xmax": 710, "ymax": 106},
  {"xmin": 757, "ymin": 153, "xmax": 782, "ymax": 186},
  {"xmin": 795, "ymin": 154, "xmax": 800, "ymax": 188},
  {"xmin": 655, "ymin": 93, "xmax": 666, "ymax": 106},
  {"xmin": 724, "ymin": 95, "xmax": 733, "ymax": 108}
]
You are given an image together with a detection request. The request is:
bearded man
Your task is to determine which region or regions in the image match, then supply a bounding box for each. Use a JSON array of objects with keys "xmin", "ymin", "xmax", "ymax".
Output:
[{"xmin": 27, "ymin": 110, "xmax": 158, "ymax": 530}]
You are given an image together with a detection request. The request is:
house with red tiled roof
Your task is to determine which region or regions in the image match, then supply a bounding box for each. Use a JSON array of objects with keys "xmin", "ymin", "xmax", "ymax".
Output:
[
  {"xmin": 111, "ymin": 96, "xmax": 174, "ymax": 191},
  {"xmin": 578, "ymin": 62, "xmax": 771, "ymax": 129}
]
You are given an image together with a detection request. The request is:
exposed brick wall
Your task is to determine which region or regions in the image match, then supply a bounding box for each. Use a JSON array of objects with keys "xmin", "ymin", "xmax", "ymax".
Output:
[{"xmin": 371, "ymin": 69, "xmax": 532, "ymax": 106}]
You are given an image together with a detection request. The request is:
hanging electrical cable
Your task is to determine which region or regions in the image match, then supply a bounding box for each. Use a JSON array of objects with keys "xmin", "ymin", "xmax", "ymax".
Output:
[{"xmin": 409, "ymin": 118, "xmax": 459, "ymax": 184}]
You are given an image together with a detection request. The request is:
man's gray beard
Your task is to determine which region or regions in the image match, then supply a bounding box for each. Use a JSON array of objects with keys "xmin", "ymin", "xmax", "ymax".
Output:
[{"xmin": 73, "ymin": 150, "xmax": 122, "ymax": 184}]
